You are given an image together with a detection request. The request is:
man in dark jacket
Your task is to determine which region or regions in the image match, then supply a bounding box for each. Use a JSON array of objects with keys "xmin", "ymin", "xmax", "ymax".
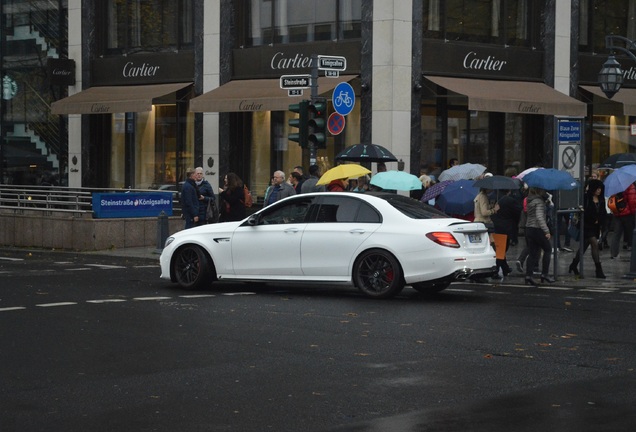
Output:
[
  {"xmin": 194, "ymin": 166, "xmax": 216, "ymax": 225},
  {"xmin": 181, "ymin": 167, "xmax": 200, "ymax": 229},
  {"xmin": 492, "ymin": 189, "xmax": 522, "ymax": 279},
  {"xmin": 264, "ymin": 170, "xmax": 296, "ymax": 206}
]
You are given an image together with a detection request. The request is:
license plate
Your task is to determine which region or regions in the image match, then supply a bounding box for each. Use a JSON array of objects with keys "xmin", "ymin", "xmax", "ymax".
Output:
[{"xmin": 468, "ymin": 234, "xmax": 482, "ymax": 243}]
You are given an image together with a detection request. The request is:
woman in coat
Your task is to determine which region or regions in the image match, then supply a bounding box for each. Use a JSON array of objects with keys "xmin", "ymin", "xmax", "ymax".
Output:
[
  {"xmin": 219, "ymin": 172, "xmax": 246, "ymax": 222},
  {"xmin": 524, "ymin": 187, "xmax": 555, "ymax": 286},
  {"xmin": 492, "ymin": 189, "xmax": 522, "ymax": 279},
  {"xmin": 568, "ymin": 179, "xmax": 607, "ymax": 278}
]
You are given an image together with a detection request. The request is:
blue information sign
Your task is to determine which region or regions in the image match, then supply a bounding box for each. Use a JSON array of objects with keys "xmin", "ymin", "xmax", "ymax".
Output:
[
  {"xmin": 558, "ymin": 121, "xmax": 581, "ymax": 142},
  {"xmin": 332, "ymin": 82, "xmax": 355, "ymax": 116},
  {"xmin": 92, "ymin": 192, "xmax": 173, "ymax": 219}
]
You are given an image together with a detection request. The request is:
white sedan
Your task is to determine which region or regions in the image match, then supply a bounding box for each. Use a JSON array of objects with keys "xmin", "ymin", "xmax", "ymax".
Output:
[{"xmin": 159, "ymin": 192, "xmax": 496, "ymax": 299}]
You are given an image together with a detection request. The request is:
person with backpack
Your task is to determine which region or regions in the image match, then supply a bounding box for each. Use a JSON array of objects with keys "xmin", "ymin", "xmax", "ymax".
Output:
[
  {"xmin": 219, "ymin": 172, "xmax": 246, "ymax": 222},
  {"xmin": 609, "ymin": 183, "xmax": 636, "ymax": 259}
]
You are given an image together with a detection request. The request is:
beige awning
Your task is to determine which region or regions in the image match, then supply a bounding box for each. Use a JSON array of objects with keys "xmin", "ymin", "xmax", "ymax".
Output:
[
  {"xmin": 51, "ymin": 82, "xmax": 192, "ymax": 114},
  {"xmin": 189, "ymin": 75, "xmax": 358, "ymax": 112},
  {"xmin": 581, "ymin": 85, "xmax": 636, "ymax": 116},
  {"xmin": 425, "ymin": 76, "xmax": 587, "ymax": 117}
]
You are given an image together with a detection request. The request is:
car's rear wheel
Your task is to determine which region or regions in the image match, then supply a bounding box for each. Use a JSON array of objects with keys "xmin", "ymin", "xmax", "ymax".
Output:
[
  {"xmin": 411, "ymin": 282, "xmax": 450, "ymax": 294},
  {"xmin": 353, "ymin": 249, "xmax": 404, "ymax": 299},
  {"xmin": 172, "ymin": 245, "xmax": 213, "ymax": 290}
]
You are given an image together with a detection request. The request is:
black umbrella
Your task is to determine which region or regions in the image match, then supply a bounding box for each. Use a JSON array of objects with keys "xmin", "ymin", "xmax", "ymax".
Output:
[
  {"xmin": 472, "ymin": 175, "xmax": 519, "ymax": 190},
  {"xmin": 335, "ymin": 144, "xmax": 398, "ymax": 163},
  {"xmin": 600, "ymin": 153, "xmax": 636, "ymax": 169}
]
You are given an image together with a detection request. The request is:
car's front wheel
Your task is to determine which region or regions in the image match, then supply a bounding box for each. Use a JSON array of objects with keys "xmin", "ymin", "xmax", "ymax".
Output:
[
  {"xmin": 353, "ymin": 249, "xmax": 404, "ymax": 299},
  {"xmin": 172, "ymin": 245, "xmax": 213, "ymax": 290}
]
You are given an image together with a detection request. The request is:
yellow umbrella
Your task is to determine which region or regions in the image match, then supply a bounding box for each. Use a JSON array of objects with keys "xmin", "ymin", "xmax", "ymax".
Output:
[{"xmin": 316, "ymin": 164, "xmax": 372, "ymax": 185}]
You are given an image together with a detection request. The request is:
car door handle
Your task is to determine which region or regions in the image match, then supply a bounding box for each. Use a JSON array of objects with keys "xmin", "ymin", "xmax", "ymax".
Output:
[
  {"xmin": 284, "ymin": 228, "xmax": 299, "ymax": 233},
  {"xmin": 350, "ymin": 229, "xmax": 366, "ymax": 234}
]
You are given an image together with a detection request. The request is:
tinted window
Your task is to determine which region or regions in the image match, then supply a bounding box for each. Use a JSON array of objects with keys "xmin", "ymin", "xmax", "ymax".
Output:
[
  {"xmin": 313, "ymin": 195, "xmax": 380, "ymax": 223},
  {"xmin": 368, "ymin": 192, "xmax": 450, "ymax": 219},
  {"xmin": 258, "ymin": 197, "xmax": 314, "ymax": 224}
]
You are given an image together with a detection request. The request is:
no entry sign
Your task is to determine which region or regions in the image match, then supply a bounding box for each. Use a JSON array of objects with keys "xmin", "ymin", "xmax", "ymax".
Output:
[{"xmin": 327, "ymin": 112, "xmax": 345, "ymax": 135}]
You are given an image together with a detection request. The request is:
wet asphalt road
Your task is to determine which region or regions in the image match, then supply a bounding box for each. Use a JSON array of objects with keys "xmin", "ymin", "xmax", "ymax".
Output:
[{"xmin": 0, "ymin": 248, "xmax": 635, "ymax": 432}]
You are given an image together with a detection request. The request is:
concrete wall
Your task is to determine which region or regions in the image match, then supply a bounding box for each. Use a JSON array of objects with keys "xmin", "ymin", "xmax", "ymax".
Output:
[{"xmin": 0, "ymin": 210, "xmax": 183, "ymax": 251}]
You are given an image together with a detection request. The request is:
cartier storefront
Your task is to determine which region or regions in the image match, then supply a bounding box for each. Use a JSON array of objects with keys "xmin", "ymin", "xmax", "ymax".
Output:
[
  {"xmin": 416, "ymin": 40, "xmax": 586, "ymax": 177},
  {"xmin": 51, "ymin": 52, "xmax": 194, "ymax": 189}
]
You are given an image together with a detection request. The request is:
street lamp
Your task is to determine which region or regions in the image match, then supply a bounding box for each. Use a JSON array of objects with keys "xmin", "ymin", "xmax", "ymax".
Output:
[{"xmin": 598, "ymin": 35, "xmax": 636, "ymax": 98}]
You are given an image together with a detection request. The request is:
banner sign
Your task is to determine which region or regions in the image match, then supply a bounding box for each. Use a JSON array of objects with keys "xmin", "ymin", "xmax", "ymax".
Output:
[{"xmin": 92, "ymin": 192, "xmax": 173, "ymax": 218}]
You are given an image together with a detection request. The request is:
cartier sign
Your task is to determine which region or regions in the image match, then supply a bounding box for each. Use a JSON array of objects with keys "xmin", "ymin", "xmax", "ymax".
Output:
[
  {"xmin": 48, "ymin": 58, "xmax": 76, "ymax": 86},
  {"xmin": 423, "ymin": 40, "xmax": 543, "ymax": 80},
  {"xmin": 92, "ymin": 52, "xmax": 194, "ymax": 86}
]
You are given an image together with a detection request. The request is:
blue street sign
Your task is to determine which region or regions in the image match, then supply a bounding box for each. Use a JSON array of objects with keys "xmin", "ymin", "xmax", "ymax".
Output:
[{"xmin": 332, "ymin": 82, "xmax": 355, "ymax": 116}]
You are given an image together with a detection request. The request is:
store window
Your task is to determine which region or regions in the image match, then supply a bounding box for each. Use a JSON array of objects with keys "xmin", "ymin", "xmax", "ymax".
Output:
[
  {"xmin": 105, "ymin": 0, "xmax": 194, "ymax": 53},
  {"xmin": 247, "ymin": 101, "xmax": 360, "ymax": 201},
  {"xmin": 579, "ymin": 0, "xmax": 636, "ymax": 52},
  {"xmin": 424, "ymin": 0, "xmax": 539, "ymax": 47},
  {"xmin": 109, "ymin": 106, "xmax": 194, "ymax": 189},
  {"xmin": 237, "ymin": 0, "xmax": 361, "ymax": 47}
]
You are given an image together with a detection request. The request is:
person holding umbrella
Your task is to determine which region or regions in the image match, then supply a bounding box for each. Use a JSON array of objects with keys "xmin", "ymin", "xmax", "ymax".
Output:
[
  {"xmin": 492, "ymin": 189, "xmax": 522, "ymax": 280},
  {"xmin": 568, "ymin": 179, "xmax": 607, "ymax": 278},
  {"xmin": 524, "ymin": 187, "xmax": 555, "ymax": 286}
]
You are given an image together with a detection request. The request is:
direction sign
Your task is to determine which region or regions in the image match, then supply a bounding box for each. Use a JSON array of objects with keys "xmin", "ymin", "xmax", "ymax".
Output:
[
  {"xmin": 327, "ymin": 112, "xmax": 345, "ymax": 135},
  {"xmin": 280, "ymin": 74, "xmax": 311, "ymax": 90},
  {"xmin": 332, "ymin": 82, "xmax": 355, "ymax": 116},
  {"xmin": 317, "ymin": 55, "xmax": 347, "ymax": 72}
]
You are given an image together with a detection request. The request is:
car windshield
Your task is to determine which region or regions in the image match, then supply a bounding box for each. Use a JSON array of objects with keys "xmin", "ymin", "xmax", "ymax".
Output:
[{"xmin": 368, "ymin": 192, "xmax": 450, "ymax": 219}]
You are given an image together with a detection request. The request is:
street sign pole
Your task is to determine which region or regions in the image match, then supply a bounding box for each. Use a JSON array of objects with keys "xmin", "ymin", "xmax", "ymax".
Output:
[{"xmin": 309, "ymin": 54, "xmax": 319, "ymax": 165}]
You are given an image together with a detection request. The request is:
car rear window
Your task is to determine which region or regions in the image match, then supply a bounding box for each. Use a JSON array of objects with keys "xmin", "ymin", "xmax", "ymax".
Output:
[{"xmin": 370, "ymin": 192, "xmax": 449, "ymax": 219}]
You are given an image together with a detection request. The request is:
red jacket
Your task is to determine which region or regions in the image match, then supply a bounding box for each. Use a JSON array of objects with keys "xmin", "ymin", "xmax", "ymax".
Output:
[
  {"xmin": 327, "ymin": 180, "xmax": 346, "ymax": 192},
  {"xmin": 619, "ymin": 183, "xmax": 636, "ymax": 216}
]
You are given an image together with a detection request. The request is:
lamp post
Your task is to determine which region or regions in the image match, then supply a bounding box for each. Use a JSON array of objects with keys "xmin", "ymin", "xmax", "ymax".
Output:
[
  {"xmin": 599, "ymin": 35, "xmax": 636, "ymax": 278},
  {"xmin": 598, "ymin": 35, "xmax": 636, "ymax": 98}
]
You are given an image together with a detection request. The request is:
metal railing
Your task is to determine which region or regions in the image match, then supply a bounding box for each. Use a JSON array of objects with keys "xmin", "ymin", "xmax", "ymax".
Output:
[{"xmin": 0, "ymin": 185, "xmax": 181, "ymax": 216}]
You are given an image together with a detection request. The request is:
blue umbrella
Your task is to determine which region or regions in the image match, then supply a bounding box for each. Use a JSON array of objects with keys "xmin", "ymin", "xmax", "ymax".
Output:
[
  {"xmin": 523, "ymin": 168, "xmax": 579, "ymax": 191},
  {"xmin": 603, "ymin": 164, "xmax": 636, "ymax": 197},
  {"xmin": 436, "ymin": 179, "xmax": 479, "ymax": 215},
  {"xmin": 370, "ymin": 171, "xmax": 422, "ymax": 191}
]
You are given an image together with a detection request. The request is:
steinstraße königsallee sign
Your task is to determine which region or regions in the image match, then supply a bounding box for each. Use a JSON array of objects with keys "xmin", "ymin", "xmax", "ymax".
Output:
[{"xmin": 92, "ymin": 192, "xmax": 173, "ymax": 218}]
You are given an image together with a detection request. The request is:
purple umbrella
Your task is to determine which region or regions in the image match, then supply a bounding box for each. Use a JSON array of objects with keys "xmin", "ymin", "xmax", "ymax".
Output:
[{"xmin": 420, "ymin": 180, "xmax": 453, "ymax": 202}]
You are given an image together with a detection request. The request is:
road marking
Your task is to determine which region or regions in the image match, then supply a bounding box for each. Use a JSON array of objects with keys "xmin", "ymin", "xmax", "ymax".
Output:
[
  {"xmin": 622, "ymin": 291, "xmax": 636, "ymax": 295},
  {"xmin": 85, "ymin": 264, "xmax": 127, "ymax": 269},
  {"xmin": 0, "ymin": 307, "xmax": 26, "ymax": 311},
  {"xmin": 221, "ymin": 292, "xmax": 257, "ymax": 296},
  {"xmin": 580, "ymin": 289, "xmax": 615, "ymax": 293},
  {"xmin": 54, "ymin": 261, "xmax": 74, "ymax": 264},
  {"xmin": 446, "ymin": 288, "xmax": 474, "ymax": 293},
  {"xmin": 484, "ymin": 291, "xmax": 511, "ymax": 295},
  {"xmin": 564, "ymin": 296, "xmax": 594, "ymax": 300},
  {"xmin": 64, "ymin": 268, "xmax": 92, "ymax": 271},
  {"xmin": 538, "ymin": 286, "xmax": 572, "ymax": 291},
  {"xmin": 36, "ymin": 302, "xmax": 78, "ymax": 307},
  {"xmin": 180, "ymin": 294, "xmax": 217, "ymax": 298},
  {"xmin": 0, "ymin": 257, "xmax": 23, "ymax": 261},
  {"xmin": 132, "ymin": 296, "xmax": 173, "ymax": 301},
  {"xmin": 86, "ymin": 299, "xmax": 128, "ymax": 304},
  {"xmin": 134, "ymin": 265, "xmax": 159, "ymax": 268}
]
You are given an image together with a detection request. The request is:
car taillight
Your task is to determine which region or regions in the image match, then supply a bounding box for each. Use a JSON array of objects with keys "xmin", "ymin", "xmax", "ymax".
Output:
[{"xmin": 426, "ymin": 232, "xmax": 460, "ymax": 248}]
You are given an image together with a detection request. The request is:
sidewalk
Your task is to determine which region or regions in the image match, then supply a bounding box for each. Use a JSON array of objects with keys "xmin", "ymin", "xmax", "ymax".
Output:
[
  {"xmin": 498, "ymin": 239, "xmax": 636, "ymax": 289},
  {"xmin": 88, "ymin": 237, "xmax": 636, "ymax": 289}
]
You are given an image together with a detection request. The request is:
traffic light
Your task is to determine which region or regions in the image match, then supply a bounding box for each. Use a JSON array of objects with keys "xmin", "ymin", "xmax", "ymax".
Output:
[
  {"xmin": 308, "ymin": 98, "xmax": 327, "ymax": 149},
  {"xmin": 288, "ymin": 100, "xmax": 308, "ymax": 148}
]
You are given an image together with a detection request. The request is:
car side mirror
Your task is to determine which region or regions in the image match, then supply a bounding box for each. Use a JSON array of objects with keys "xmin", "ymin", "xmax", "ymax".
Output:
[{"xmin": 247, "ymin": 214, "xmax": 259, "ymax": 226}]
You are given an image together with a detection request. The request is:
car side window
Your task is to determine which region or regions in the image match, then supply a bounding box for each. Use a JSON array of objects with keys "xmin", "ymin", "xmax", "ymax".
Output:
[
  {"xmin": 314, "ymin": 196, "xmax": 380, "ymax": 223},
  {"xmin": 259, "ymin": 197, "xmax": 314, "ymax": 225}
]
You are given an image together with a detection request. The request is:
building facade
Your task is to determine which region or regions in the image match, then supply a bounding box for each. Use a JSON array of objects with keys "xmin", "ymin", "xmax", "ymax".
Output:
[{"xmin": 1, "ymin": 1, "xmax": 636, "ymax": 202}]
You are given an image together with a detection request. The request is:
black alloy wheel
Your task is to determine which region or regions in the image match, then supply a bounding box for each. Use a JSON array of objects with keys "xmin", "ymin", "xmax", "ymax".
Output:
[
  {"xmin": 353, "ymin": 249, "xmax": 404, "ymax": 299},
  {"xmin": 172, "ymin": 245, "xmax": 212, "ymax": 290}
]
